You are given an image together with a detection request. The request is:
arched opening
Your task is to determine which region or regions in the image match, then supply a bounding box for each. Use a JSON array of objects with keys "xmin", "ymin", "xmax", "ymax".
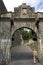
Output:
[
  {"xmin": 12, "ymin": 27, "xmax": 37, "ymax": 47},
  {"xmin": 11, "ymin": 27, "xmax": 38, "ymax": 61}
]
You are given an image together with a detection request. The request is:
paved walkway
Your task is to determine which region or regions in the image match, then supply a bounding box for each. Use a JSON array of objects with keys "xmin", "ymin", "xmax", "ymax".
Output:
[
  {"xmin": 9, "ymin": 43, "xmax": 41, "ymax": 65},
  {"xmin": 8, "ymin": 60, "xmax": 41, "ymax": 65}
]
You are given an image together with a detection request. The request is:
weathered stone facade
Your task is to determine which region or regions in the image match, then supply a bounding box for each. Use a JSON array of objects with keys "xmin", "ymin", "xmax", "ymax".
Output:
[
  {"xmin": 14, "ymin": 3, "xmax": 35, "ymax": 18},
  {"xmin": 0, "ymin": 3, "xmax": 43, "ymax": 63}
]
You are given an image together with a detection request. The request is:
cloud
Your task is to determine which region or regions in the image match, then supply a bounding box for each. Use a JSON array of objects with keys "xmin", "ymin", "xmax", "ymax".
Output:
[
  {"xmin": 36, "ymin": 7, "xmax": 43, "ymax": 12},
  {"xmin": 36, "ymin": 0, "xmax": 43, "ymax": 12},
  {"xmin": 3, "ymin": 0, "xmax": 26, "ymax": 11},
  {"xmin": 3, "ymin": 0, "xmax": 43, "ymax": 12},
  {"xmin": 28, "ymin": 0, "xmax": 40, "ymax": 6}
]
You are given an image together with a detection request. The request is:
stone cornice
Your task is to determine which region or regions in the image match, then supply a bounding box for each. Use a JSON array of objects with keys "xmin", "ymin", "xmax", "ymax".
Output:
[
  {"xmin": 14, "ymin": 18, "xmax": 36, "ymax": 22},
  {"xmin": 39, "ymin": 18, "xmax": 43, "ymax": 21},
  {"xmin": 0, "ymin": 17, "xmax": 10, "ymax": 21}
]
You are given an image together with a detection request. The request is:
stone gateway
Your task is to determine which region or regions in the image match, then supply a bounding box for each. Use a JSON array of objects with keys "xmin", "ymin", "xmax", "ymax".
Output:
[{"xmin": 0, "ymin": 2, "xmax": 43, "ymax": 64}]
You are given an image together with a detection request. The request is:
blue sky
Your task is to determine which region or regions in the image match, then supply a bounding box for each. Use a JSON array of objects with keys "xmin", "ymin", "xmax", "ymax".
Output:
[{"xmin": 3, "ymin": 0, "xmax": 43, "ymax": 12}]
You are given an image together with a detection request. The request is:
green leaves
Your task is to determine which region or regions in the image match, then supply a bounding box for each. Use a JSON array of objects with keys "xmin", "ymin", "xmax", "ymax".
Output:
[
  {"xmin": 19, "ymin": 29, "xmax": 37, "ymax": 41},
  {"xmin": 19, "ymin": 29, "xmax": 32, "ymax": 41}
]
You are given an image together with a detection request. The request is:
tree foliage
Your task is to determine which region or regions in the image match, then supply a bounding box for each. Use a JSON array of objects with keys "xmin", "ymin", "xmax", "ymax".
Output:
[
  {"xmin": 19, "ymin": 29, "xmax": 32, "ymax": 41},
  {"xmin": 19, "ymin": 29, "xmax": 37, "ymax": 41}
]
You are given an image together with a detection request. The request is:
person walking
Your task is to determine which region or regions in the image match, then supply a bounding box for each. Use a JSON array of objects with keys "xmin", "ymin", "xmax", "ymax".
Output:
[{"xmin": 33, "ymin": 49, "xmax": 38, "ymax": 64}]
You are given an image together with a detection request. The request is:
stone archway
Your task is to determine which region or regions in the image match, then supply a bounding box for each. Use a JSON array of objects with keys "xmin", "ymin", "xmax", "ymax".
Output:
[
  {"xmin": 11, "ymin": 27, "xmax": 38, "ymax": 47},
  {"xmin": 11, "ymin": 18, "xmax": 38, "ymax": 50},
  {"xmin": 11, "ymin": 26, "xmax": 38, "ymax": 61},
  {"xmin": 11, "ymin": 26, "xmax": 38, "ymax": 48},
  {"xmin": 11, "ymin": 18, "xmax": 38, "ymax": 36}
]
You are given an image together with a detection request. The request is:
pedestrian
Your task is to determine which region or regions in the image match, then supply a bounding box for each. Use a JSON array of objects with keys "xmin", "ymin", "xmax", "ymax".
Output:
[{"xmin": 33, "ymin": 49, "xmax": 38, "ymax": 64}]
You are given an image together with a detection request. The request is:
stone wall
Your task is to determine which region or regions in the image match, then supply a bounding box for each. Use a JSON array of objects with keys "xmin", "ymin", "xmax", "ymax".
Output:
[
  {"xmin": 12, "ymin": 30, "xmax": 24, "ymax": 47},
  {"xmin": 11, "ymin": 18, "xmax": 37, "ymax": 35},
  {"xmin": 37, "ymin": 18, "xmax": 43, "ymax": 64},
  {"xmin": 0, "ymin": 18, "xmax": 11, "ymax": 61}
]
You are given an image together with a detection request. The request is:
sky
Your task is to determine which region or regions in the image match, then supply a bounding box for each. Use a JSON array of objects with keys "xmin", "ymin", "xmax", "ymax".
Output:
[
  {"xmin": 3, "ymin": 0, "xmax": 43, "ymax": 12},
  {"xmin": 24, "ymin": 28, "xmax": 30, "ymax": 32}
]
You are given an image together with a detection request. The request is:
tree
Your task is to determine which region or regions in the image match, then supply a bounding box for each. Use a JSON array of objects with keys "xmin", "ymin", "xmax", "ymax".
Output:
[
  {"xmin": 19, "ymin": 29, "xmax": 32, "ymax": 41},
  {"xmin": 19, "ymin": 29, "xmax": 37, "ymax": 41}
]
